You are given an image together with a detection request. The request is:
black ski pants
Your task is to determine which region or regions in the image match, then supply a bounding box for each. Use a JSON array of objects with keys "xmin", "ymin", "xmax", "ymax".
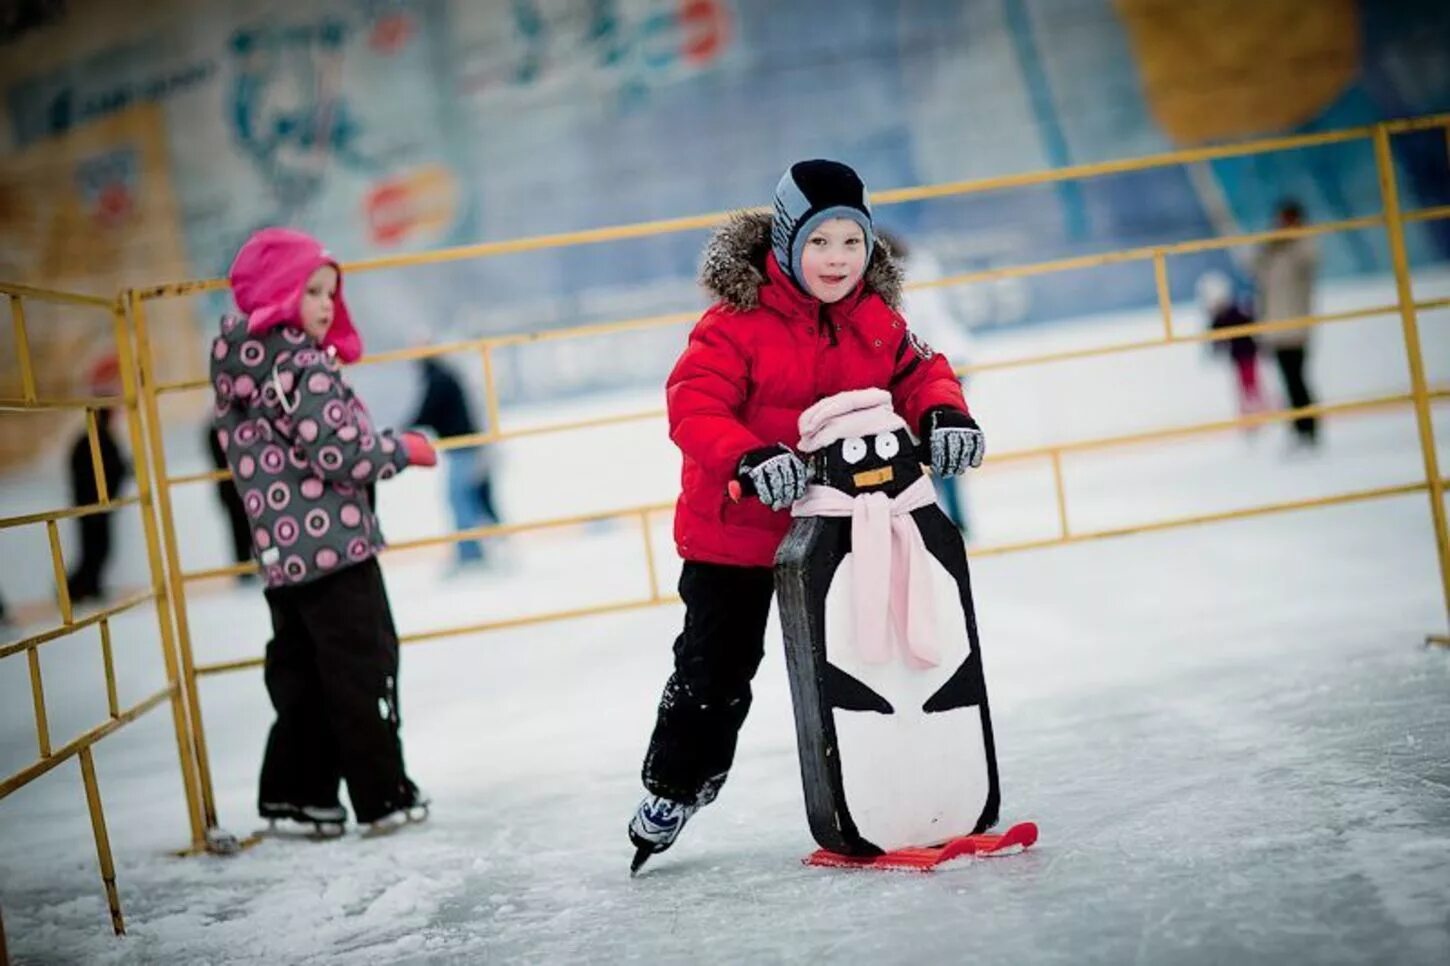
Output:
[
  {"xmin": 641, "ymin": 562, "xmax": 775, "ymax": 804},
  {"xmin": 260, "ymin": 558, "xmax": 415, "ymax": 823}
]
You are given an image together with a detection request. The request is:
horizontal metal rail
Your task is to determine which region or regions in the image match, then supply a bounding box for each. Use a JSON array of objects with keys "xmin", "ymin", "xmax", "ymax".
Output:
[
  {"xmin": 197, "ymin": 596, "xmax": 682, "ymax": 676},
  {"xmin": 129, "ymin": 113, "xmax": 1448, "ymax": 294},
  {"xmin": 0, "ymin": 282, "xmax": 115, "ymax": 308},
  {"xmin": 970, "ymin": 481, "xmax": 1431, "ymax": 558},
  {"xmin": 0, "ymin": 495, "xmax": 142, "ymax": 531},
  {"xmin": 0, "ymin": 394, "xmax": 127, "ymax": 412},
  {"xmin": 0, "ymin": 685, "xmax": 174, "ymax": 799},
  {"xmin": 191, "ymin": 474, "xmax": 1440, "ymax": 677},
  {"xmin": 0, "ymin": 590, "xmax": 156, "ymax": 660}
]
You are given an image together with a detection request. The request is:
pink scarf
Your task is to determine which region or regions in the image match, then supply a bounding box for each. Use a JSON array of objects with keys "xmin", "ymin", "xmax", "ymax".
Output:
[
  {"xmin": 792, "ymin": 477, "xmax": 940, "ymax": 668},
  {"xmin": 793, "ymin": 388, "xmax": 940, "ymax": 669}
]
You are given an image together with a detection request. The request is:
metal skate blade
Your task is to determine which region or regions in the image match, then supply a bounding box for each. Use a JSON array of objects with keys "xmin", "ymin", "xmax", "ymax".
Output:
[{"xmin": 629, "ymin": 844, "xmax": 653, "ymax": 876}]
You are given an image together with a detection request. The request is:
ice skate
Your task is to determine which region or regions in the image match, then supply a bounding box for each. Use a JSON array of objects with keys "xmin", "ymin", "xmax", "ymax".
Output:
[
  {"xmin": 362, "ymin": 786, "xmax": 431, "ymax": 838},
  {"xmin": 628, "ymin": 794, "xmax": 700, "ymax": 875},
  {"xmin": 258, "ymin": 802, "xmax": 348, "ymax": 840}
]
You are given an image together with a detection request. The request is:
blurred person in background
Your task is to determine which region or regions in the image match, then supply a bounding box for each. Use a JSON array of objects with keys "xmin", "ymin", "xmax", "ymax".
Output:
[
  {"xmin": 879, "ymin": 228, "xmax": 976, "ymax": 535},
  {"xmin": 65, "ymin": 355, "xmax": 129, "ymax": 605},
  {"xmin": 1254, "ymin": 199, "xmax": 1320, "ymax": 450},
  {"xmin": 206, "ymin": 422, "xmax": 258, "ymax": 581},
  {"xmin": 1196, "ymin": 270, "xmax": 1267, "ymax": 431},
  {"xmin": 409, "ymin": 355, "xmax": 500, "ymax": 571}
]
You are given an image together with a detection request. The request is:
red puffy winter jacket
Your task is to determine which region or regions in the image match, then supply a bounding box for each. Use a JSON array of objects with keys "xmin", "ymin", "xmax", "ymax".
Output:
[{"xmin": 669, "ymin": 212, "xmax": 969, "ymax": 567}]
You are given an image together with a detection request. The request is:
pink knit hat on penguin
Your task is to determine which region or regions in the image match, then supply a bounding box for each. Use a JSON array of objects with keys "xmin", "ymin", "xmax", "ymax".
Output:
[{"xmin": 228, "ymin": 227, "xmax": 363, "ymax": 363}]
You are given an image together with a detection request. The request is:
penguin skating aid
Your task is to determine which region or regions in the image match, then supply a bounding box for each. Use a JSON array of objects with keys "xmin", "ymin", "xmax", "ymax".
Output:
[{"xmin": 773, "ymin": 398, "xmax": 1033, "ymax": 868}]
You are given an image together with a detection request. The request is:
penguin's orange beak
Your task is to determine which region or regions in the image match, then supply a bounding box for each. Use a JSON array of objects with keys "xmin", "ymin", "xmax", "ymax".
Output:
[{"xmin": 852, "ymin": 466, "xmax": 894, "ymax": 489}]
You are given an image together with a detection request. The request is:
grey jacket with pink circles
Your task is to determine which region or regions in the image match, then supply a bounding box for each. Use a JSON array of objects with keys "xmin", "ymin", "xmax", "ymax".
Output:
[{"xmin": 209, "ymin": 314, "xmax": 410, "ymax": 588}]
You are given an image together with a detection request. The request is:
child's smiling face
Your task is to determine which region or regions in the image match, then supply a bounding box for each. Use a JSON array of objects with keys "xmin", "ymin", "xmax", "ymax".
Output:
[{"xmin": 799, "ymin": 219, "xmax": 868, "ymax": 303}]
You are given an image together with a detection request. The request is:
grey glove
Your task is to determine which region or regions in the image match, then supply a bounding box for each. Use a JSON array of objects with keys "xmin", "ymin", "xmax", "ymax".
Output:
[
  {"xmin": 738, "ymin": 444, "xmax": 809, "ymax": 511},
  {"xmin": 921, "ymin": 407, "xmax": 985, "ymax": 477}
]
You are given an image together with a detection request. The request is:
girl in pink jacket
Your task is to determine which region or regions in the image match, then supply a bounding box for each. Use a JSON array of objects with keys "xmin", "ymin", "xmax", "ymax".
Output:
[{"xmin": 211, "ymin": 227, "xmax": 437, "ymax": 834}]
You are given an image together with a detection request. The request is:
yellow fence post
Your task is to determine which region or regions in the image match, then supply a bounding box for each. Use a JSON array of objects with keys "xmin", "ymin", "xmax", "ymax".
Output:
[
  {"xmin": 113, "ymin": 294, "xmax": 208, "ymax": 847},
  {"xmin": 1152, "ymin": 250, "xmax": 1174, "ymax": 339},
  {"xmin": 640, "ymin": 510, "xmax": 661, "ymax": 601},
  {"xmin": 85, "ymin": 410, "xmax": 110, "ymax": 505},
  {"xmin": 78, "ymin": 748, "xmax": 126, "ymax": 936},
  {"xmin": 1372, "ymin": 125, "xmax": 1450, "ymax": 639},
  {"xmin": 45, "ymin": 520, "xmax": 73, "ymax": 626},
  {"xmin": 99, "ymin": 618, "xmax": 121, "ymax": 718},
  {"xmin": 8, "ymin": 295, "xmax": 37, "ymax": 404},
  {"xmin": 479, "ymin": 343, "xmax": 502, "ymax": 441},
  {"xmin": 1049, "ymin": 450, "xmax": 1071, "ymax": 538},
  {"xmin": 26, "ymin": 646, "xmax": 51, "ymax": 757}
]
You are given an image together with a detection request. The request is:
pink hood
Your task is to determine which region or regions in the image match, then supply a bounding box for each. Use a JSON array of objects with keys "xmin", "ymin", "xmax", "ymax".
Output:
[{"xmin": 228, "ymin": 227, "xmax": 363, "ymax": 363}]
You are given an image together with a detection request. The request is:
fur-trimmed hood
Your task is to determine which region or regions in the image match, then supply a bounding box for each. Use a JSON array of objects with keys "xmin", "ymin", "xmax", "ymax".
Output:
[{"xmin": 698, "ymin": 210, "xmax": 904, "ymax": 311}]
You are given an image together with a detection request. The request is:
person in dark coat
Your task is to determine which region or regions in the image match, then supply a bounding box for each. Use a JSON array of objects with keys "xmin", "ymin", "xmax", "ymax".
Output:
[
  {"xmin": 410, "ymin": 356, "xmax": 499, "ymax": 567},
  {"xmin": 206, "ymin": 422, "xmax": 256, "ymax": 578},
  {"xmin": 1254, "ymin": 199, "xmax": 1320, "ymax": 448},
  {"xmin": 66, "ymin": 356, "xmax": 130, "ymax": 604}
]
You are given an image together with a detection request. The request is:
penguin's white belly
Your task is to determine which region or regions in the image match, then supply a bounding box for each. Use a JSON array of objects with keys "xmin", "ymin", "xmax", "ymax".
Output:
[{"xmin": 823, "ymin": 549, "xmax": 990, "ymax": 851}]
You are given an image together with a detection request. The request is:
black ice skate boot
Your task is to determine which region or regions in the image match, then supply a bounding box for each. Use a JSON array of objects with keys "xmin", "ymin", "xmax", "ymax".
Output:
[{"xmin": 259, "ymin": 802, "xmax": 348, "ymax": 839}]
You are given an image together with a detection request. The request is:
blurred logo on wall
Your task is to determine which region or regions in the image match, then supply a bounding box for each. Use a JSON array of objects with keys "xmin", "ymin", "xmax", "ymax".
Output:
[
  {"xmin": 74, "ymin": 147, "xmax": 139, "ymax": 228},
  {"xmin": 364, "ymin": 163, "xmax": 460, "ymax": 247},
  {"xmin": 368, "ymin": 9, "xmax": 416, "ymax": 55}
]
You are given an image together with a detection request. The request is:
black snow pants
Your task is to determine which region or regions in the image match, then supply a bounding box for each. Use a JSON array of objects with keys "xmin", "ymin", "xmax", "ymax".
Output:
[
  {"xmin": 260, "ymin": 558, "xmax": 416, "ymax": 823},
  {"xmin": 641, "ymin": 562, "xmax": 776, "ymax": 805}
]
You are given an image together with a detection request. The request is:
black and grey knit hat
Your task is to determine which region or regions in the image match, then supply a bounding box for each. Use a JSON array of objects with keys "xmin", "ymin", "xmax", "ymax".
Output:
[{"xmin": 771, "ymin": 159, "xmax": 874, "ymax": 290}]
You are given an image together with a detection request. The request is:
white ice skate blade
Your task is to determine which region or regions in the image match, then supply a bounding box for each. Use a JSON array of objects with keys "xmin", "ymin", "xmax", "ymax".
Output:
[
  {"xmin": 362, "ymin": 806, "xmax": 429, "ymax": 838},
  {"xmin": 256, "ymin": 819, "xmax": 346, "ymax": 842}
]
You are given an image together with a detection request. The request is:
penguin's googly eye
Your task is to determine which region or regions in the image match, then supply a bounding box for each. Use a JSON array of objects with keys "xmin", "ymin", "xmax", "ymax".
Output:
[
  {"xmin": 841, "ymin": 438, "xmax": 868, "ymax": 465},
  {"xmin": 874, "ymin": 432, "xmax": 900, "ymax": 460}
]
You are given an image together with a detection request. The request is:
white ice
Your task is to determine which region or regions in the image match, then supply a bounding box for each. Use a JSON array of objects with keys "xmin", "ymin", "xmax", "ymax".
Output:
[{"xmin": 2, "ymin": 272, "xmax": 1449, "ymax": 965}]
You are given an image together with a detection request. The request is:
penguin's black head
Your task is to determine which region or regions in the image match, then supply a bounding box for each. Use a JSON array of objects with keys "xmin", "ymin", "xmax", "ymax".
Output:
[{"xmin": 807, "ymin": 428, "xmax": 923, "ymax": 498}]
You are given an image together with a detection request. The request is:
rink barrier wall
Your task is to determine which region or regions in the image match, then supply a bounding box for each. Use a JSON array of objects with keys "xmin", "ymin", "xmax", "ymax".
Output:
[
  {"xmin": 0, "ymin": 284, "xmax": 209, "ymax": 938},
  {"xmin": 4, "ymin": 115, "xmax": 1446, "ymax": 938}
]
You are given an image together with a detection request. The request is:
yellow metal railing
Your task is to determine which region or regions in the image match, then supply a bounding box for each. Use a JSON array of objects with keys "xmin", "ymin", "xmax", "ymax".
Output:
[
  {"xmin": 1373, "ymin": 126, "xmax": 1450, "ymax": 627},
  {"xmin": 0, "ymin": 284, "xmax": 209, "ymax": 939},
  {"xmin": 112, "ymin": 111, "xmax": 1450, "ymax": 867}
]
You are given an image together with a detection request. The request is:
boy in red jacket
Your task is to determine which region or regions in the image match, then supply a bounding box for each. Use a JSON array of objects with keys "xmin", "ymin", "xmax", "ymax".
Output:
[{"xmin": 629, "ymin": 160, "xmax": 984, "ymax": 868}]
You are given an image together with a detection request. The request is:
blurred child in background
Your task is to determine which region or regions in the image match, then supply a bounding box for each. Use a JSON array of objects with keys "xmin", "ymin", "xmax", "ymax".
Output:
[{"xmin": 1197, "ymin": 270, "xmax": 1267, "ymax": 430}]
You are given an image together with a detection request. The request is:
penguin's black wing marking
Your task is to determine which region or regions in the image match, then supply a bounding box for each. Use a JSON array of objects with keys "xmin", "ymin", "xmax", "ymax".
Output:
[
  {"xmin": 825, "ymin": 662, "xmax": 894, "ymax": 714},
  {"xmin": 922, "ymin": 650, "xmax": 987, "ymax": 713}
]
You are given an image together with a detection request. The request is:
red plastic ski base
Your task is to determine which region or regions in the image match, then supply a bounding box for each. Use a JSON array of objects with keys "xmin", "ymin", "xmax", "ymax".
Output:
[{"xmin": 804, "ymin": 821, "xmax": 1038, "ymax": 871}]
